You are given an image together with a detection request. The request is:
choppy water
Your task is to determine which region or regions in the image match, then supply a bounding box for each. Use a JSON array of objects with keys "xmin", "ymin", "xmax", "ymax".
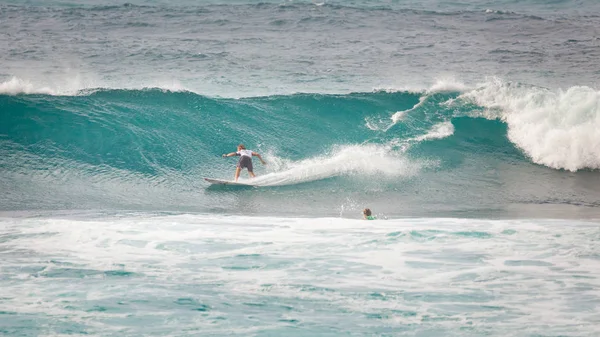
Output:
[
  {"xmin": 2, "ymin": 0, "xmax": 600, "ymax": 96},
  {"xmin": 2, "ymin": 214, "xmax": 600, "ymax": 336},
  {"xmin": 2, "ymin": 0, "xmax": 600, "ymax": 335}
]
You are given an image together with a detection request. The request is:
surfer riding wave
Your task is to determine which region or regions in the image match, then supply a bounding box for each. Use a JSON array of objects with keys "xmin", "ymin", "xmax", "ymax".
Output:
[{"xmin": 222, "ymin": 144, "xmax": 267, "ymax": 181}]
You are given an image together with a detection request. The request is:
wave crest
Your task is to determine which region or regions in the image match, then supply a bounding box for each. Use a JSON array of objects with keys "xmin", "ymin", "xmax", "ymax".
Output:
[
  {"xmin": 0, "ymin": 77, "xmax": 57, "ymax": 95},
  {"xmin": 461, "ymin": 78, "xmax": 600, "ymax": 171}
]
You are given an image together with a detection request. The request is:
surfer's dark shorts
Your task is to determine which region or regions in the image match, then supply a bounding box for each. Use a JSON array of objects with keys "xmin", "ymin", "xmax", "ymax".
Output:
[{"xmin": 237, "ymin": 156, "xmax": 253, "ymax": 172}]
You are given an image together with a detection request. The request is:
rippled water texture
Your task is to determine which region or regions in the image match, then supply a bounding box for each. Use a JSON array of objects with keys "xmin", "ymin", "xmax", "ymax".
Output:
[
  {"xmin": 2, "ymin": 1, "xmax": 600, "ymax": 335},
  {"xmin": 1, "ymin": 214, "xmax": 600, "ymax": 336}
]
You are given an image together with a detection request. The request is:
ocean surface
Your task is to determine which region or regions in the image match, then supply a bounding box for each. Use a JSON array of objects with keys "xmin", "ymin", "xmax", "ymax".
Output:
[{"xmin": 1, "ymin": 0, "xmax": 600, "ymax": 335}]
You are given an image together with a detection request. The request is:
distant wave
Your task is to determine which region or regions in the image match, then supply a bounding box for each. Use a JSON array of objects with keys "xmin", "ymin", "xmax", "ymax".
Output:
[{"xmin": 0, "ymin": 76, "xmax": 193, "ymax": 96}]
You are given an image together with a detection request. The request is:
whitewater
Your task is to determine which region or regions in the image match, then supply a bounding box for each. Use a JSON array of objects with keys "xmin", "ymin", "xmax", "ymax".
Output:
[
  {"xmin": 2, "ymin": 0, "xmax": 600, "ymax": 336},
  {"xmin": 2, "ymin": 214, "xmax": 600, "ymax": 336}
]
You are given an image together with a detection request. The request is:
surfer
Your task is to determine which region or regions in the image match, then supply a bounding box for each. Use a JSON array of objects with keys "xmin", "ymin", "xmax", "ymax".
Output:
[
  {"xmin": 222, "ymin": 144, "xmax": 266, "ymax": 181},
  {"xmin": 363, "ymin": 208, "xmax": 376, "ymax": 220}
]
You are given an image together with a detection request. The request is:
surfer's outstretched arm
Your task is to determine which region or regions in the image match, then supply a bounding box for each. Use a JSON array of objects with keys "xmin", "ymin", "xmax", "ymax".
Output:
[
  {"xmin": 222, "ymin": 152, "xmax": 238, "ymax": 157},
  {"xmin": 252, "ymin": 152, "xmax": 267, "ymax": 165}
]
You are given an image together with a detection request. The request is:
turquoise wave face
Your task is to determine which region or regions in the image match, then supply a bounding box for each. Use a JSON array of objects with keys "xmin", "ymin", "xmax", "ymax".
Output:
[
  {"xmin": 2, "ymin": 89, "xmax": 599, "ymax": 216},
  {"xmin": 1, "ymin": 90, "xmax": 423, "ymax": 174}
]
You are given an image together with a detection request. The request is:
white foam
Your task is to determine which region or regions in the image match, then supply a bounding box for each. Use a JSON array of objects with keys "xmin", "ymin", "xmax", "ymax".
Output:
[
  {"xmin": 1, "ymin": 214, "xmax": 600, "ymax": 334},
  {"xmin": 460, "ymin": 77, "xmax": 600, "ymax": 171},
  {"xmin": 388, "ymin": 121, "xmax": 455, "ymax": 154},
  {"xmin": 0, "ymin": 77, "xmax": 57, "ymax": 95},
  {"xmin": 2, "ymin": 72, "xmax": 471, "ymax": 99},
  {"xmin": 388, "ymin": 78, "xmax": 468, "ymax": 125},
  {"xmin": 248, "ymin": 144, "xmax": 421, "ymax": 186},
  {"xmin": 373, "ymin": 77, "xmax": 469, "ymax": 96},
  {"xmin": 0, "ymin": 74, "xmax": 108, "ymax": 96},
  {"xmin": 389, "ymin": 110, "xmax": 406, "ymax": 123},
  {"xmin": 391, "ymin": 96, "xmax": 425, "ymax": 123},
  {"xmin": 0, "ymin": 75, "xmax": 193, "ymax": 96},
  {"xmin": 413, "ymin": 121, "xmax": 455, "ymax": 141},
  {"xmin": 427, "ymin": 77, "xmax": 469, "ymax": 93},
  {"xmin": 364, "ymin": 119, "xmax": 381, "ymax": 130}
]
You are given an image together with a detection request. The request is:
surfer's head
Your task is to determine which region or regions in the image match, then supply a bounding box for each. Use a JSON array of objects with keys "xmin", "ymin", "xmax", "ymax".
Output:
[
  {"xmin": 237, "ymin": 144, "xmax": 246, "ymax": 150},
  {"xmin": 363, "ymin": 208, "xmax": 372, "ymax": 216}
]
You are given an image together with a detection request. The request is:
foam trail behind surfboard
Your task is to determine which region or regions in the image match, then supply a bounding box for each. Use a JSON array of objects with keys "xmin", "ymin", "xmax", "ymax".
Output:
[{"xmin": 247, "ymin": 144, "xmax": 422, "ymax": 187}]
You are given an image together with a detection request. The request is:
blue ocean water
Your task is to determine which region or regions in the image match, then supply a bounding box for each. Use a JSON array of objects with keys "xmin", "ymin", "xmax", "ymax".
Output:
[{"xmin": 1, "ymin": 0, "xmax": 600, "ymax": 335}]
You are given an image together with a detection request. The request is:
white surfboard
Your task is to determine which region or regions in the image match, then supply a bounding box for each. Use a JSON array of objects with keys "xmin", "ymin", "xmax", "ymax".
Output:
[{"xmin": 204, "ymin": 178, "xmax": 254, "ymax": 186}]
